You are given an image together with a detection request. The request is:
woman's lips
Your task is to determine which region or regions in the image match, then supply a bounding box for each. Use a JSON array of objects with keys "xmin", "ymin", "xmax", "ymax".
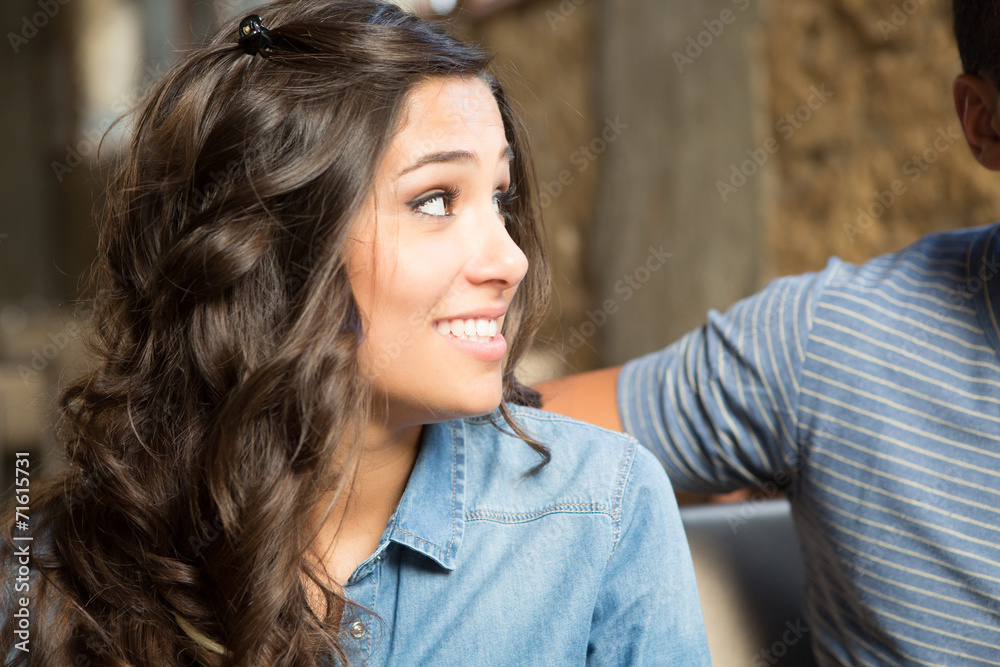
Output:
[
  {"xmin": 434, "ymin": 318, "xmax": 506, "ymax": 362},
  {"xmin": 434, "ymin": 317, "xmax": 499, "ymax": 342}
]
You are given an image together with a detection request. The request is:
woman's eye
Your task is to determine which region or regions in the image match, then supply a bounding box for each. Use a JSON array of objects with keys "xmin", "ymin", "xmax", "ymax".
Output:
[
  {"xmin": 410, "ymin": 187, "xmax": 458, "ymax": 217},
  {"xmin": 416, "ymin": 194, "xmax": 448, "ymax": 216},
  {"xmin": 494, "ymin": 186, "xmax": 516, "ymax": 217}
]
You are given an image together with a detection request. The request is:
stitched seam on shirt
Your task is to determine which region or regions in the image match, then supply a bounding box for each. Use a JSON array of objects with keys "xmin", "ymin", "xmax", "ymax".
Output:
[
  {"xmin": 465, "ymin": 503, "xmax": 613, "ymax": 523},
  {"xmin": 366, "ymin": 566, "xmax": 377, "ymax": 659},
  {"xmin": 393, "ymin": 528, "xmax": 446, "ymax": 556},
  {"xmin": 795, "ymin": 261, "xmax": 839, "ymax": 464},
  {"xmin": 446, "ymin": 420, "xmax": 459, "ymax": 558},
  {"xmin": 609, "ymin": 438, "xmax": 635, "ymax": 556}
]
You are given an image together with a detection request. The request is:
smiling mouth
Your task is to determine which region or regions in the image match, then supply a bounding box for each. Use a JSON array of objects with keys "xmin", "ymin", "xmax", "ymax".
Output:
[{"xmin": 434, "ymin": 318, "xmax": 500, "ymax": 343}]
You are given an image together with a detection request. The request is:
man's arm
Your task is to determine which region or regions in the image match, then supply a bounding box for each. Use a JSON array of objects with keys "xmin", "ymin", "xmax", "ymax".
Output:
[
  {"xmin": 539, "ymin": 266, "xmax": 833, "ymax": 495},
  {"xmin": 535, "ymin": 366, "xmax": 623, "ymax": 432}
]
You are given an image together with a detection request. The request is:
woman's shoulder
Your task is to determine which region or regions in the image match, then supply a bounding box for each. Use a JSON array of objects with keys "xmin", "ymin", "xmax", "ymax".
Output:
[{"xmin": 459, "ymin": 404, "xmax": 672, "ymax": 517}]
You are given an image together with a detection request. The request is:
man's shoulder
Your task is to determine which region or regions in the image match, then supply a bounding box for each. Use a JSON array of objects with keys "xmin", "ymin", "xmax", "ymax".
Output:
[{"xmin": 832, "ymin": 221, "xmax": 997, "ymax": 286}]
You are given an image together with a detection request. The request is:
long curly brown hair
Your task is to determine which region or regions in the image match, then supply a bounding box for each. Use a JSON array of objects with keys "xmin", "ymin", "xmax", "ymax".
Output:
[{"xmin": 0, "ymin": 2, "xmax": 549, "ymax": 664}]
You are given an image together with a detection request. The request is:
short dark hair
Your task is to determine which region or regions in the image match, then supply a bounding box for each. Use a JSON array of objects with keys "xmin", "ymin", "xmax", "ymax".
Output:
[{"xmin": 953, "ymin": 1, "xmax": 1000, "ymax": 82}]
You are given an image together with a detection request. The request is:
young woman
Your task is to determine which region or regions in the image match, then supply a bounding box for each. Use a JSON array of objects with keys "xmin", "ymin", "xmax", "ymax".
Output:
[{"xmin": 1, "ymin": 2, "xmax": 709, "ymax": 664}]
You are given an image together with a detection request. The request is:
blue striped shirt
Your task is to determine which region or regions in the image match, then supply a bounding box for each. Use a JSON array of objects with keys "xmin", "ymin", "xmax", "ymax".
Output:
[{"xmin": 618, "ymin": 222, "xmax": 1000, "ymax": 666}]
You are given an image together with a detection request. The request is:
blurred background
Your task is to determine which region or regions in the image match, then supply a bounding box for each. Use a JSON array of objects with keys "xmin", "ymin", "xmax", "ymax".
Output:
[{"xmin": 2, "ymin": 0, "xmax": 999, "ymax": 483}]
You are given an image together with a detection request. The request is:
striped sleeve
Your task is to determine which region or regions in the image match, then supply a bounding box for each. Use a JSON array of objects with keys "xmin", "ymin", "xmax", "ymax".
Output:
[{"xmin": 617, "ymin": 260, "xmax": 839, "ymax": 493}]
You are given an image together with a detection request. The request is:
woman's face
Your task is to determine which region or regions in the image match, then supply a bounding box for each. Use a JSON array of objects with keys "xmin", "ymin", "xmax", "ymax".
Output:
[{"xmin": 347, "ymin": 76, "xmax": 528, "ymax": 430}]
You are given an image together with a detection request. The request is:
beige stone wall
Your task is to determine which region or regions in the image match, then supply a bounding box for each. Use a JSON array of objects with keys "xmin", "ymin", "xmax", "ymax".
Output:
[
  {"xmin": 475, "ymin": 0, "xmax": 1000, "ymax": 376},
  {"xmin": 760, "ymin": 0, "xmax": 1000, "ymax": 277}
]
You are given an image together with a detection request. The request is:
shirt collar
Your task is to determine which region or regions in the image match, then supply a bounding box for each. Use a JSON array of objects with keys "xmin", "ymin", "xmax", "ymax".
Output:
[{"xmin": 385, "ymin": 419, "xmax": 466, "ymax": 571}]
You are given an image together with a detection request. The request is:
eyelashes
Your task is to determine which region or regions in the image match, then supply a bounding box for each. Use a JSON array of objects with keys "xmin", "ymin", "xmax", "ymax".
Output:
[
  {"xmin": 407, "ymin": 185, "xmax": 517, "ymax": 219},
  {"xmin": 409, "ymin": 186, "xmax": 461, "ymax": 217},
  {"xmin": 495, "ymin": 186, "xmax": 518, "ymax": 217}
]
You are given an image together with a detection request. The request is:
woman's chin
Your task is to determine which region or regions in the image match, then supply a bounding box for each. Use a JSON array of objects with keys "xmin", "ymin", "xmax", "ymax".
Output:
[
  {"xmin": 448, "ymin": 394, "xmax": 504, "ymax": 420},
  {"xmin": 382, "ymin": 388, "xmax": 504, "ymax": 427},
  {"xmin": 437, "ymin": 388, "xmax": 505, "ymax": 422}
]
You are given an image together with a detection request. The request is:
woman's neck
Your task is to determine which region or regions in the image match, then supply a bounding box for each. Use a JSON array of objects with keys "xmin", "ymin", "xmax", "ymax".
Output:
[{"xmin": 312, "ymin": 422, "xmax": 423, "ymax": 588}]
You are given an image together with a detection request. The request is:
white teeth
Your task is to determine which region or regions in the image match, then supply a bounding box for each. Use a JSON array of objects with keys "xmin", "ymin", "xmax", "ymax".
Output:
[{"xmin": 436, "ymin": 317, "xmax": 500, "ymax": 342}]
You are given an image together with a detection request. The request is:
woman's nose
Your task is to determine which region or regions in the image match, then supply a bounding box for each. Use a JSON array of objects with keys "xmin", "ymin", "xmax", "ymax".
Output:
[{"xmin": 464, "ymin": 205, "xmax": 529, "ymax": 290}]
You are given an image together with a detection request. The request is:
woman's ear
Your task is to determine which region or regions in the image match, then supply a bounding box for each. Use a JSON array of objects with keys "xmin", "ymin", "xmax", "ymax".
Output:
[{"xmin": 953, "ymin": 74, "xmax": 1000, "ymax": 171}]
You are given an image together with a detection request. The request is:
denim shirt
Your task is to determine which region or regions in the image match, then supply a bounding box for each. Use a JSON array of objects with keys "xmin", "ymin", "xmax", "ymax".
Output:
[{"xmin": 337, "ymin": 405, "xmax": 710, "ymax": 666}]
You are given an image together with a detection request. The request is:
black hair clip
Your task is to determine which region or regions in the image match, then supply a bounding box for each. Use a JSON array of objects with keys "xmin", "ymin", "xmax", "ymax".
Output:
[{"xmin": 237, "ymin": 14, "xmax": 272, "ymax": 57}]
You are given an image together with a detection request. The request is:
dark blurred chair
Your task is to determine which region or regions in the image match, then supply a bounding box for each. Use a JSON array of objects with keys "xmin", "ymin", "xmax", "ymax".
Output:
[{"xmin": 680, "ymin": 497, "xmax": 816, "ymax": 667}]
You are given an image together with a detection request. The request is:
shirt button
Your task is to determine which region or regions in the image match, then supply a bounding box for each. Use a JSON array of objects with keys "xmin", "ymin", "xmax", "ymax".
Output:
[{"xmin": 350, "ymin": 621, "xmax": 367, "ymax": 639}]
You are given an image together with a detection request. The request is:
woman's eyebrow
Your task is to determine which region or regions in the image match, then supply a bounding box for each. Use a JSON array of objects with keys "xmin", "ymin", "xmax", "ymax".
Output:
[{"xmin": 397, "ymin": 145, "xmax": 513, "ymax": 177}]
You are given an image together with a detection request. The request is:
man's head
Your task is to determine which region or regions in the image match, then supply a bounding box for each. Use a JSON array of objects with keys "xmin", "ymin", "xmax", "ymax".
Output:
[
  {"xmin": 953, "ymin": 1, "xmax": 1000, "ymax": 83},
  {"xmin": 952, "ymin": 1, "xmax": 1000, "ymax": 171}
]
